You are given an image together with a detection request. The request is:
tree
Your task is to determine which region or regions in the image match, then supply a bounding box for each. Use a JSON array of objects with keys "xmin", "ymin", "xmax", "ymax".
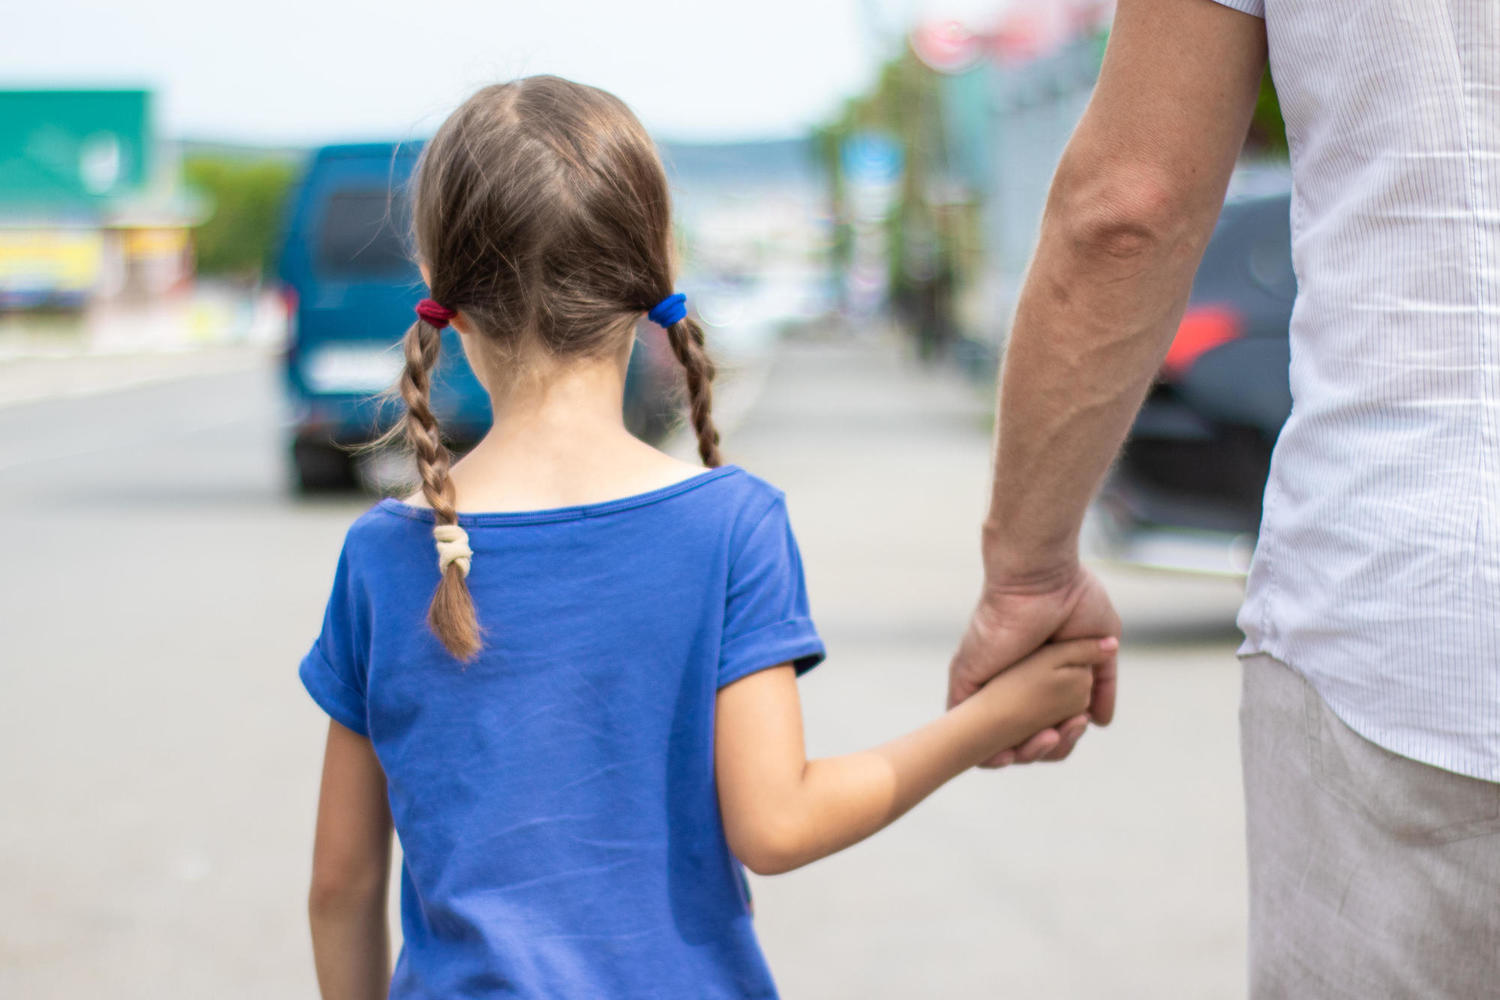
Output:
[
  {"xmin": 183, "ymin": 154, "xmax": 300, "ymax": 281},
  {"xmin": 1248, "ymin": 68, "xmax": 1289, "ymax": 157}
]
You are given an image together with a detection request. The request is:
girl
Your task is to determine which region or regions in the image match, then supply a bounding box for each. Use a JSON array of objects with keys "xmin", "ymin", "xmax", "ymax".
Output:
[{"xmin": 301, "ymin": 76, "xmax": 1108, "ymax": 1000}]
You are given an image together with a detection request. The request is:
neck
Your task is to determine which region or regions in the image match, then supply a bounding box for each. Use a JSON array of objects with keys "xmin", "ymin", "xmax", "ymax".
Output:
[
  {"xmin": 483, "ymin": 352, "xmax": 629, "ymax": 454},
  {"xmin": 442, "ymin": 348, "xmax": 698, "ymax": 511}
]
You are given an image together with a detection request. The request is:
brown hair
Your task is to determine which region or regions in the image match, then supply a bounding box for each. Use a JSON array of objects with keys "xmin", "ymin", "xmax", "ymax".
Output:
[{"xmin": 398, "ymin": 76, "xmax": 720, "ymax": 661}]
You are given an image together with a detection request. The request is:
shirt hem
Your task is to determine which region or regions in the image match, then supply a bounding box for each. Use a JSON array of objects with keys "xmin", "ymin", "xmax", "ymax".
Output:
[
  {"xmin": 1206, "ymin": 0, "xmax": 1264, "ymax": 18},
  {"xmin": 1238, "ymin": 645, "xmax": 1500, "ymax": 783},
  {"xmin": 719, "ymin": 618, "xmax": 826, "ymax": 689}
]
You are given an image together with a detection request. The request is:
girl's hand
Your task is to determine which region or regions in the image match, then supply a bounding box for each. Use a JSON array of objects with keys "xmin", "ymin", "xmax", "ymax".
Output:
[
  {"xmin": 973, "ymin": 637, "xmax": 1113, "ymax": 741},
  {"xmin": 948, "ymin": 566, "xmax": 1121, "ymax": 766}
]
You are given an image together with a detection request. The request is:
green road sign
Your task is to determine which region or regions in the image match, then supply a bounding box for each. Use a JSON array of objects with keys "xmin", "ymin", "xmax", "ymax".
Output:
[{"xmin": 0, "ymin": 90, "xmax": 151, "ymax": 211}]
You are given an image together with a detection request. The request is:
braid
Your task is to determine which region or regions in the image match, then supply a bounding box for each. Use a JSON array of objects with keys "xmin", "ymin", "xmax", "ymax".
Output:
[
  {"xmin": 663, "ymin": 316, "xmax": 721, "ymax": 467},
  {"xmin": 399, "ymin": 321, "xmax": 482, "ymax": 661}
]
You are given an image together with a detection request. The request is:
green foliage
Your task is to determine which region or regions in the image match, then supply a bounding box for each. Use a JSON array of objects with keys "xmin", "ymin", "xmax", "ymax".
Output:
[
  {"xmin": 817, "ymin": 48, "xmax": 953, "ymax": 289},
  {"xmin": 183, "ymin": 155, "xmax": 300, "ymax": 279},
  {"xmin": 1249, "ymin": 68, "xmax": 1289, "ymax": 157}
]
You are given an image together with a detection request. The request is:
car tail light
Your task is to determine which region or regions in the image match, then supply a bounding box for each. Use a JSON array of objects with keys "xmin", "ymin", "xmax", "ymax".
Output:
[
  {"xmin": 1162, "ymin": 305, "xmax": 1242, "ymax": 379},
  {"xmin": 280, "ymin": 283, "xmax": 300, "ymax": 341}
]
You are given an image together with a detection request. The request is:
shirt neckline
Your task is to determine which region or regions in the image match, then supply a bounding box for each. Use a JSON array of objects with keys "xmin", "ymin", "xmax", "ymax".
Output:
[{"xmin": 375, "ymin": 465, "xmax": 741, "ymax": 526}]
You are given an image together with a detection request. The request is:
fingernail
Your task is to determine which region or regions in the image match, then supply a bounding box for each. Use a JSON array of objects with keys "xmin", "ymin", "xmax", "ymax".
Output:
[{"xmin": 1099, "ymin": 637, "xmax": 1119, "ymax": 651}]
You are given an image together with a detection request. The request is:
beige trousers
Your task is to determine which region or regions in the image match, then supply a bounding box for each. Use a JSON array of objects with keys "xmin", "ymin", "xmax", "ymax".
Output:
[{"xmin": 1239, "ymin": 654, "xmax": 1500, "ymax": 998}]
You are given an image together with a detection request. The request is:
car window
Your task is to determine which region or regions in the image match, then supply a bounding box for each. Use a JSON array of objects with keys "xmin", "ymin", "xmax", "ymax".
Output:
[
  {"xmin": 1246, "ymin": 198, "xmax": 1296, "ymax": 301},
  {"xmin": 1193, "ymin": 194, "xmax": 1294, "ymax": 304},
  {"xmin": 316, "ymin": 189, "xmax": 414, "ymax": 279}
]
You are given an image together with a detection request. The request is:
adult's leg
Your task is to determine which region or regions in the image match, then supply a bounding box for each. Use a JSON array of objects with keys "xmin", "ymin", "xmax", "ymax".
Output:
[{"xmin": 1240, "ymin": 653, "xmax": 1500, "ymax": 999}]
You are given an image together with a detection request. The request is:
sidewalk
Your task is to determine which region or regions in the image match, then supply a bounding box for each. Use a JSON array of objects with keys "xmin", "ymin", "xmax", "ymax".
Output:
[
  {"xmin": 0, "ymin": 283, "xmax": 280, "ymax": 407},
  {"xmin": 0, "ymin": 345, "xmax": 271, "ymax": 408},
  {"xmin": 0, "ymin": 324, "xmax": 1247, "ymax": 999},
  {"xmin": 722, "ymin": 330, "xmax": 1248, "ymax": 999}
]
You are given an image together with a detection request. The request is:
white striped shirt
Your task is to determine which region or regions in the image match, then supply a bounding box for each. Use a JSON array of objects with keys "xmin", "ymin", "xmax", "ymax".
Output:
[{"xmin": 1208, "ymin": 0, "xmax": 1499, "ymax": 781}]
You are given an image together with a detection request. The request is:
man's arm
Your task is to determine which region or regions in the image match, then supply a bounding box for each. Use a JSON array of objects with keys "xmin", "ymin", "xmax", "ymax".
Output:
[{"xmin": 949, "ymin": 0, "xmax": 1268, "ymax": 762}]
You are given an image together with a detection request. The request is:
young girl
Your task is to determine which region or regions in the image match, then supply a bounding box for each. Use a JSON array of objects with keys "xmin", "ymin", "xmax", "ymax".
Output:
[{"xmin": 301, "ymin": 76, "xmax": 1108, "ymax": 1000}]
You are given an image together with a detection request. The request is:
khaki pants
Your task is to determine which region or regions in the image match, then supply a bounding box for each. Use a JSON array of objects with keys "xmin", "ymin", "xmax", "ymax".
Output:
[{"xmin": 1240, "ymin": 654, "xmax": 1500, "ymax": 999}]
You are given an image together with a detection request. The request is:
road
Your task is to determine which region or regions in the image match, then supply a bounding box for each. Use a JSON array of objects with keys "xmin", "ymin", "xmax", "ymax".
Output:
[{"xmin": 0, "ymin": 332, "xmax": 1249, "ymax": 998}]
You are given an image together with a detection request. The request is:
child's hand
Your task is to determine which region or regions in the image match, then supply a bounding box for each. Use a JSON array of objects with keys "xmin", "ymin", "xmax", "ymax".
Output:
[{"xmin": 974, "ymin": 637, "xmax": 1112, "ymax": 740}]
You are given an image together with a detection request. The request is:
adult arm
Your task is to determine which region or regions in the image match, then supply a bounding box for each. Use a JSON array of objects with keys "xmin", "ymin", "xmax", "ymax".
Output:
[
  {"xmin": 308, "ymin": 720, "xmax": 393, "ymax": 1000},
  {"xmin": 948, "ymin": 0, "xmax": 1268, "ymax": 763}
]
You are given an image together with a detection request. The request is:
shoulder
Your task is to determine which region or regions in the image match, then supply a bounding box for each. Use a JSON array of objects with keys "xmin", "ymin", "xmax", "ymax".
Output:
[
  {"xmin": 702, "ymin": 465, "xmax": 783, "ymax": 511},
  {"xmin": 349, "ymin": 498, "xmax": 424, "ymax": 539},
  {"xmin": 706, "ymin": 467, "xmax": 794, "ymax": 549},
  {"xmin": 337, "ymin": 500, "xmax": 431, "ymax": 573}
]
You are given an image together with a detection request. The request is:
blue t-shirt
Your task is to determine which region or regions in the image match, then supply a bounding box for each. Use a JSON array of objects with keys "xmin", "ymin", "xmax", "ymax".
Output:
[{"xmin": 299, "ymin": 466, "xmax": 824, "ymax": 999}]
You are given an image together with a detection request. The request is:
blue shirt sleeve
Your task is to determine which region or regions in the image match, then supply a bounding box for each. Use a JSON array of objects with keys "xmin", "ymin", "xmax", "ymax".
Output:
[
  {"xmin": 299, "ymin": 540, "xmax": 371, "ymax": 736},
  {"xmin": 718, "ymin": 495, "xmax": 826, "ymax": 688}
]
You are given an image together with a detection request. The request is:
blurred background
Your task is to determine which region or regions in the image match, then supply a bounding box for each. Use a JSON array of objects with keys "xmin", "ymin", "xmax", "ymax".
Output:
[{"xmin": 1, "ymin": 1, "xmax": 1293, "ymax": 997}]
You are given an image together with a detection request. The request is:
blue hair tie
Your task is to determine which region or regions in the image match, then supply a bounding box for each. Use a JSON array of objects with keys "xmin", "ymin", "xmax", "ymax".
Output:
[{"xmin": 647, "ymin": 292, "xmax": 688, "ymax": 328}]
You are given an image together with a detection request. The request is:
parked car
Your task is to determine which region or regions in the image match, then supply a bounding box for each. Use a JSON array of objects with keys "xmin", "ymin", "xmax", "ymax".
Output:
[
  {"xmin": 277, "ymin": 142, "xmax": 676, "ymax": 492},
  {"xmin": 1090, "ymin": 174, "xmax": 1295, "ymax": 575}
]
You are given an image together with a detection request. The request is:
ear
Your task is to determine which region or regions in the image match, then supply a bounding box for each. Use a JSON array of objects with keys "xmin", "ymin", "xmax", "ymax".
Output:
[{"xmin": 418, "ymin": 262, "xmax": 470, "ymax": 336}]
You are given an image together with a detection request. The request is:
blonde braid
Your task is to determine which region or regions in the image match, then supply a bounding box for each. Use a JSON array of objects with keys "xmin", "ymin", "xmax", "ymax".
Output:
[
  {"xmin": 662, "ymin": 316, "xmax": 721, "ymax": 467},
  {"xmin": 399, "ymin": 320, "xmax": 482, "ymax": 660}
]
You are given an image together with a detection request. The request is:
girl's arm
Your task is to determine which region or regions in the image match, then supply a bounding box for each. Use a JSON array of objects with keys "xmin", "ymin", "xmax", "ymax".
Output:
[
  {"xmin": 308, "ymin": 720, "xmax": 394, "ymax": 1000},
  {"xmin": 715, "ymin": 637, "xmax": 1111, "ymax": 875}
]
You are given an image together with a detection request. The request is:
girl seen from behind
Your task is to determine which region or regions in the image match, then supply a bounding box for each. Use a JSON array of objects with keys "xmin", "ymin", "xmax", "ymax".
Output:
[{"xmin": 301, "ymin": 76, "xmax": 1108, "ymax": 999}]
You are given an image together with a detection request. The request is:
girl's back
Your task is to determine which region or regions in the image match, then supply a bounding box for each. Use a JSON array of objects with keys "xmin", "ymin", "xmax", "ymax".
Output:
[
  {"xmin": 302, "ymin": 468, "xmax": 822, "ymax": 997},
  {"xmin": 300, "ymin": 74, "xmax": 1103, "ymax": 1000}
]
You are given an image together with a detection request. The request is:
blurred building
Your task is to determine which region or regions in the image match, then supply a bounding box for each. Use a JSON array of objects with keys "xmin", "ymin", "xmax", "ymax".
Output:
[
  {"xmin": 664, "ymin": 139, "xmax": 833, "ymax": 343},
  {"xmin": 914, "ymin": 1, "xmax": 1114, "ymax": 363},
  {"xmin": 0, "ymin": 89, "xmax": 205, "ymax": 310},
  {"xmin": 810, "ymin": 1, "xmax": 1114, "ymax": 367}
]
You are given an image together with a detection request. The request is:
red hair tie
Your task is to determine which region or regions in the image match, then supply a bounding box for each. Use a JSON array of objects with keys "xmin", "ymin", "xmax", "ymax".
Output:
[{"xmin": 416, "ymin": 298, "xmax": 457, "ymax": 329}]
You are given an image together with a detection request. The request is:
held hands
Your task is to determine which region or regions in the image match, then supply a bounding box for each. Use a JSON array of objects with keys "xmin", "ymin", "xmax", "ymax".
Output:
[
  {"xmin": 971, "ymin": 637, "xmax": 1115, "ymax": 742},
  {"xmin": 972, "ymin": 638, "xmax": 1116, "ymax": 746},
  {"xmin": 948, "ymin": 564, "xmax": 1121, "ymax": 767}
]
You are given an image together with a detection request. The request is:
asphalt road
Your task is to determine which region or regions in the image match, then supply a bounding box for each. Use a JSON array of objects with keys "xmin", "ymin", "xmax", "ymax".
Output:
[{"xmin": 0, "ymin": 332, "xmax": 1250, "ymax": 998}]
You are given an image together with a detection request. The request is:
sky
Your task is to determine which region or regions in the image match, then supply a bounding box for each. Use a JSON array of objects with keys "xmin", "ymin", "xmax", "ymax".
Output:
[{"xmin": 1, "ymin": 0, "xmax": 1014, "ymax": 146}]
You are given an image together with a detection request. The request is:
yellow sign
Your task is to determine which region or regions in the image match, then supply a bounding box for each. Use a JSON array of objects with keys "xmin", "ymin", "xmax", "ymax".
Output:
[{"xmin": 0, "ymin": 229, "xmax": 104, "ymax": 295}]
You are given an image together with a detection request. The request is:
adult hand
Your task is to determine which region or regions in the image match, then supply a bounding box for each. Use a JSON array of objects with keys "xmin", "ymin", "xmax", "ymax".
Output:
[{"xmin": 947, "ymin": 564, "xmax": 1120, "ymax": 767}]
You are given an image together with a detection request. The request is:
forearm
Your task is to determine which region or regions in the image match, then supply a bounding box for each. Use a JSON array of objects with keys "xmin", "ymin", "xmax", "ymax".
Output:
[
  {"xmin": 759, "ymin": 690, "xmax": 1038, "ymax": 872},
  {"xmin": 982, "ymin": 0, "xmax": 1266, "ymax": 582},
  {"xmin": 984, "ymin": 192, "xmax": 1204, "ymax": 580},
  {"xmin": 309, "ymin": 894, "xmax": 390, "ymax": 1000},
  {"xmin": 309, "ymin": 722, "xmax": 393, "ymax": 1000}
]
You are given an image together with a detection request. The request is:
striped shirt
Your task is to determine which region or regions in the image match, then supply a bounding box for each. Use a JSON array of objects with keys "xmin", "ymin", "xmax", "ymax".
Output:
[{"xmin": 1209, "ymin": 0, "xmax": 1499, "ymax": 781}]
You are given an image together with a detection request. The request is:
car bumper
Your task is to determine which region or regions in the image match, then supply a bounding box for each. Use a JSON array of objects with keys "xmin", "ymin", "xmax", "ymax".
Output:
[
  {"xmin": 1085, "ymin": 511, "xmax": 1255, "ymax": 577},
  {"xmin": 1086, "ymin": 482, "xmax": 1256, "ymax": 578}
]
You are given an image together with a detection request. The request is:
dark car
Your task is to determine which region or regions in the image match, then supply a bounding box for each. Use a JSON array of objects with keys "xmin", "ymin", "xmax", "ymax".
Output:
[
  {"xmin": 277, "ymin": 143, "xmax": 676, "ymax": 491},
  {"xmin": 1091, "ymin": 174, "xmax": 1295, "ymax": 575}
]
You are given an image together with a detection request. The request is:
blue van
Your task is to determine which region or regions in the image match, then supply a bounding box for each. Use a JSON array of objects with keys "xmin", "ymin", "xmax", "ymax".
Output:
[{"xmin": 278, "ymin": 143, "xmax": 675, "ymax": 491}]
